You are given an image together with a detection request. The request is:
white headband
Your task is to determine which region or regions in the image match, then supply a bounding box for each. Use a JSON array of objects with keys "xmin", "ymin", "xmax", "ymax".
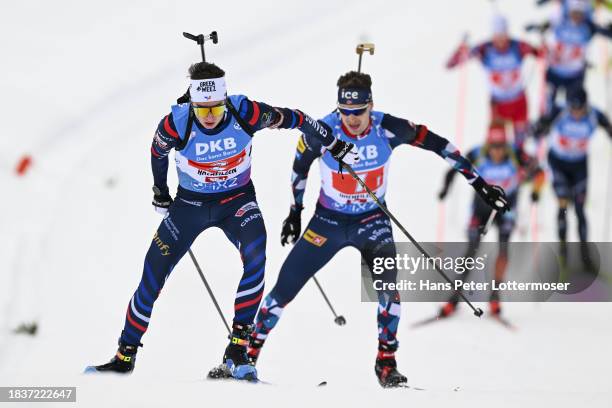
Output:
[
  {"xmin": 189, "ymin": 77, "xmax": 227, "ymax": 102},
  {"xmin": 492, "ymin": 15, "xmax": 508, "ymax": 36},
  {"xmin": 567, "ymin": 0, "xmax": 588, "ymax": 12}
]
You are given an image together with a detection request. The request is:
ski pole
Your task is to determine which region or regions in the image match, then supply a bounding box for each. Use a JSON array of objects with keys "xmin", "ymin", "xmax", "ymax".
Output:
[
  {"xmin": 340, "ymin": 163, "xmax": 484, "ymax": 317},
  {"xmin": 436, "ymin": 202, "xmax": 446, "ymax": 242},
  {"xmin": 188, "ymin": 249, "xmax": 231, "ymax": 334},
  {"xmin": 601, "ymin": 35, "xmax": 612, "ymax": 241},
  {"xmin": 481, "ymin": 209, "xmax": 498, "ymax": 237},
  {"xmin": 312, "ymin": 277, "xmax": 346, "ymax": 326},
  {"xmin": 439, "ymin": 33, "xmax": 470, "ymax": 242},
  {"xmin": 454, "ymin": 33, "xmax": 470, "ymax": 151}
]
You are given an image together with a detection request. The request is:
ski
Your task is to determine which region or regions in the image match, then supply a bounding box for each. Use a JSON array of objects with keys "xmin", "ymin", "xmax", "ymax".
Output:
[
  {"xmin": 411, "ymin": 313, "xmax": 448, "ymax": 328},
  {"xmin": 206, "ymin": 364, "xmax": 271, "ymax": 385},
  {"xmin": 394, "ymin": 384, "xmax": 427, "ymax": 390},
  {"xmin": 206, "ymin": 376, "xmax": 273, "ymax": 386},
  {"xmin": 83, "ymin": 366, "xmax": 98, "ymax": 374},
  {"xmin": 491, "ymin": 315, "xmax": 517, "ymax": 331},
  {"xmin": 393, "ymin": 384, "xmax": 461, "ymax": 391},
  {"xmin": 82, "ymin": 366, "xmax": 132, "ymax": 375}
]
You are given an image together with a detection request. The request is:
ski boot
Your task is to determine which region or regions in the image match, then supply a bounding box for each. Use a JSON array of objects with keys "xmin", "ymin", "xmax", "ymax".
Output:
[
  {"xmin": 375, "ymin": 343, "xmax": 407, "ymax": 388},
  {"xmin": 247, "ymin": 336, "xmax": 265, "ymax": 366},
  {"xmin": 489, "ymin": 291, "xmax": 501, "ymax": 316},
  {"xmin": 85, "ymin": 340, "xmax": 139, "ymax": 374},
  {"xmin": 439, "ymin": 293, "xmax": 459, "ymax": 318},
  {"xmin": 489, "ymin": 300, "xmax": 502, "ymax": 316},
  {"xmin": 209, "ymin": 324, "xmax": 258, "ymax": 381}
]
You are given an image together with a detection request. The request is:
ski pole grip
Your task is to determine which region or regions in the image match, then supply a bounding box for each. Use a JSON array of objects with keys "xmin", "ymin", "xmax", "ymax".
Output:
[{"xmin": 183, "ymin": 32, "xmax": 198, "ymax": 41}]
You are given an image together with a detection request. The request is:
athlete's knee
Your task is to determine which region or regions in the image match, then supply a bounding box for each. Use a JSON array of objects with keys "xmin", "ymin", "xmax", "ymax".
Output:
[
  {"xmin": 240, "ymin": 233, "xmax": 267, "ymax": 276},
  {"xmin": 574, "ymin": 189, "xmax": 587, "ymax": 207},
  {"xmin": 498, "ymin": 239, "xmax": 510, "ymax": 257},
  {"xmin": 266, "ymin": 282, "xmax": 298, "ymax": 307}
]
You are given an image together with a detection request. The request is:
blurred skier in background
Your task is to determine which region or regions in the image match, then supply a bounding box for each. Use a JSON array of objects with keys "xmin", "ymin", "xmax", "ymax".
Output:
[
  {"xmin": 527, "ymin": 0, "xmax": 612, "ymax": 111},
  {"xmin": 447, "ymin": 15, "xmax": 542, "ymax": 149},
  {"xmin": 438, "ymin": 120, "xmax": 545, "ymax": 317},
  {"xmin": 531, "ymin": 87, "xmax": 612, "ymax": 268},
  {"xmin": 536, "ymin": 0, "xmax": 612, "ymax": 19},
  {"xmin": 86, "ymin": 61, "xmax": 359, "ymax": 380},
  {"xmin": 246, "ymin": 71, "xmax": 510, "ymax": 388}
]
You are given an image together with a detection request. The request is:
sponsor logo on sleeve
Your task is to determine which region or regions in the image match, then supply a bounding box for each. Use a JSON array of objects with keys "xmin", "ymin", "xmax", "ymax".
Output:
[
  {"xmin": 297, "ymin": 135, "xmax": 306, "ymax": 153},
  {"xmin": 303, "ymin": 229, "xmax": 328, "ymax": 247},
  {"xmin": 261, "ymin": 111, "xmax": 274, "ymax": 128},
  {"xmin": 154, "ymin": 131, "xmax": 169, "ymax": 148}
]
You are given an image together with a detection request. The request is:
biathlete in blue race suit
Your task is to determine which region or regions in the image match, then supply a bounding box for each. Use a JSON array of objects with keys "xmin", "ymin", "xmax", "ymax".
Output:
[
  {"xmin": 532, "ymin": 87, "xmax": 612, "ymax": 268},
  {"xmin": 87, "ymin": 61, "xmax": 359, "ymax": 380},
  {"xmin": 438, "ymin": 120, "xmax": 545, "ymax": 317},
  {"xmin": 246, "ymin": 71, "xmax": 510, "ymax": 388},
  {"xmin": 526, "ymin": 0, "xmax": 612, "ymax": 112}
]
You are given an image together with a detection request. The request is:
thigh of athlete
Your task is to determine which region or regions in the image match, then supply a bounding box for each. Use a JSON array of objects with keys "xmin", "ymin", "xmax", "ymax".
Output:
[
  {"xmin": 349, "ymin": 211, "xmax": 397, "ymax": 282},
  {"xmin": 548, "ymin": 153, "xmax": 573, "ymax": 200},
  {"xmin": 268, "ymin": 211, "xmax": 348, "ymax": 305}
]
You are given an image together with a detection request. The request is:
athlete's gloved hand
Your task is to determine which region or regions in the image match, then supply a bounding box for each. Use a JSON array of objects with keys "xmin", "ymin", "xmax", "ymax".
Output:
[
  {"xmin": 530, "ymin": 121, "xmax": 547, "ymax": 139},
  {"xmin": 152, "ymin": 186, "xmax": 173, "ymax": 216},
  {"xmin": 473, "ymin": 177, "xmax": 510, "ymax": 213},
  {"xmin": 327, "ymin": 139, "xmax": 359, "ymax": 166},
  {"xmin": 531, "ymin": 190, "xmax": 540, "ymax": 203},
  {"xmin": 525, "ymin": 22, "xmax": 549, "ymax": 34},
  {"xmin": 280, "ymin": 206, "xmax": 303, "ymax": 246}
]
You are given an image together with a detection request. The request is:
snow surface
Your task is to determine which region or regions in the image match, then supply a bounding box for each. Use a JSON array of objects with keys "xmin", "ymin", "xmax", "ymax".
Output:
[{"xmin": 1, "ymin": 1, "xmax": 611, "ymax": 407}]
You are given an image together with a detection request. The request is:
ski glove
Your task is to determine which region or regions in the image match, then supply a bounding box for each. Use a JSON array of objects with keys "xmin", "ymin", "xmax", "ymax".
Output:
[
  {"xmin": 327, "ymin": 139, "xmax": 359, "ymax": 166},
  {"xmin": 152, "ymin": 186, "xmax": 173, "ymax": 216},
  {"xmin": 530, "ymin": 121, "xmax": 548, "ymax": 139},
  {"xmin": 473, "ymin": 178, "xmax": 510, "ymax": 213},
  {"xmin": 280, "ymin": 206, "xmax": 303, "ymax": 246}
]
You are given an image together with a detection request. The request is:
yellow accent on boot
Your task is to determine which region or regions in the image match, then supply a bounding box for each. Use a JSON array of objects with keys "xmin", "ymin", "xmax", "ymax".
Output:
[
  {"xmin": 116, "ymin": 351, "xmax": 132, "ymax": 362},
  {"xmin": 231, "ymin": 336, "xmax": 248, "ymax": 346}
]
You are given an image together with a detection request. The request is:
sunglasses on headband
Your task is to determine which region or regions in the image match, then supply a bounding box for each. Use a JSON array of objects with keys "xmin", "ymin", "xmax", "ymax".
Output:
[{"xmin": 192, "ymin": 103, "xmax": 226, "ymax": 117}]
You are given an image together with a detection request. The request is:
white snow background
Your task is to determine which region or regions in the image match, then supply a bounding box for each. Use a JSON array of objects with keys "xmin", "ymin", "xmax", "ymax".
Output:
[{"xmin": 1, "ymin": 1, "xmax": 611, "ymax": 407}]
